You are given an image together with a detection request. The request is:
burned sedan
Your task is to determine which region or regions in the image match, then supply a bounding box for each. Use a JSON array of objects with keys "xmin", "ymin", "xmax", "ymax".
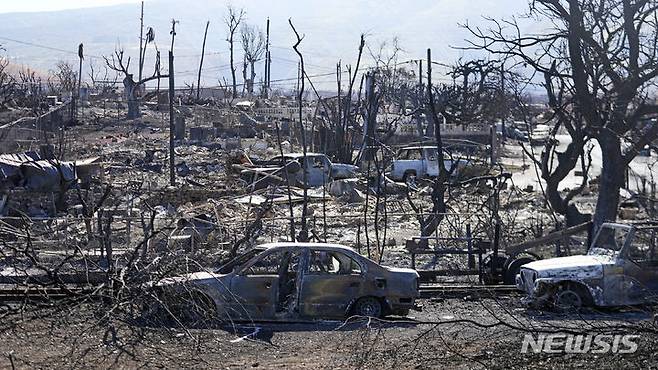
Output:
[
  {"xmin": 150, "ymin": 243, "xmax": 419, "ymax": 323},
  {"xmin": 517, "ymin": 222, "xmax": 658, "ymax": 309},
  {"xmin": 239, "ymin": 153, "xmax": 359, "ymax": 190}
]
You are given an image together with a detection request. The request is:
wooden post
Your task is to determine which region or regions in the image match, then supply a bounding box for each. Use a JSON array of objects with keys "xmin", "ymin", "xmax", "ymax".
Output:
[
  {"xmin": 500, "ymin": 62, "xmax": 506, "ymax": 144},
  {"xmin": 492, "ymin": 222, "xmax": 500, "ymax": 276},
  {"xmin": 267, "ymin": 47, "xmax": 272, "ymax": 94},
  {"xmin": 169, "ymin": 50, "xmax": 175, "ymax": 187},
  {"xmin": 138, "ymin": 1, "xmax": 145, "ymax": 82},
  {"xmin": 490, "ymin": 124, "xmax": 497, "ymax": 165},
  {"xmin": 263, "ymin": 18, "xmax": 270, "ymax": 98},
  {"xmin": 478, "ymin": 240, "xmax": 484, "ymax": 284},
  {"xmin": 104, "ymin": 214, "xmax": 114, "ymax": 287},
  {"xmin": 169, "ymin": 20, "xmax": 178, "ymax": 187},
  {"xmin": 77, "ymin": 43, "xmax": 84, "ymax": 121},
  {"xmin": 467, "ymin": 224, "xmax": 474, "ymax": 269},
  {"xmin": 356, "ymin": 221, "xmax": 361, "ymax": 254}
]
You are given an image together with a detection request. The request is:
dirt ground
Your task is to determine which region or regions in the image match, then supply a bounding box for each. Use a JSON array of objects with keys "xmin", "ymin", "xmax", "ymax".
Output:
[{"xmin": 1, "ymin": 296, "xmax": 656, "ymax": 369}]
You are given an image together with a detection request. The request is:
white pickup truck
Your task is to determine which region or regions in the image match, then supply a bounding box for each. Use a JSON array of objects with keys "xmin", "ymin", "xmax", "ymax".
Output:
[{"xmin": 388, "ymin": 146, "xmax": 467, "ymax": 182}]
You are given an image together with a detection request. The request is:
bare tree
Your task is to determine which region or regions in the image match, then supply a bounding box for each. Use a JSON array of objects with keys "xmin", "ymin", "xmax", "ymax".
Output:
[
  {"xmin": 240, "ymin": 24, "xmax": 266, "ymax": 96},
  {"xmin": 49, "ymin": 61, "xmax": 77, "ymax": 96},
  {"xmin": 17, "ymin": 66, "xmax": 44, "ymax": 112},
  {"xmin": 290, "ymin": 19, "xmax": 309, "ymax": 242},
  {"xmin": 88, "ymin": 59, "xmax": 119, "ymax": 96},
  {"xmin": 225, "ymin": 5, "xmax": 245, "ymax": 99},
  {"xmin": 465, "ymin": 0, "xmax": 658, "ymax": 229},
  {"xmin": 104, "ymin": 48, "xmax": 167, "ymax": 119},
  {"xmin": 406, "ymin": 50, "xmax": 451, "ymax": 238},
  {"xmin": 0, "ymin": 58, "xmax": 16, "ymax": 110},
  {"xmin": 196, "ymin": 21, "xmax": 210, "ymax": 101}
]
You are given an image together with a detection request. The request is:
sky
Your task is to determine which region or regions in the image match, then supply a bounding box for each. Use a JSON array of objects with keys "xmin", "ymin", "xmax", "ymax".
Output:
[
  {"xmin": 0, "ymin": 0, "xmax": 538, "ymax": 91},
  {"xmin": 0, "ymin": 0, "xmax": 143, "ymax": 13}
]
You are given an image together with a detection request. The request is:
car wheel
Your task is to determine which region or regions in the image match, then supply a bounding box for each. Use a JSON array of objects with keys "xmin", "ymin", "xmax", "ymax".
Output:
[
  {"xmin": 554, "ymin": 286, "xmax": 584, "ymax": 310},
  {"xmin": 353, "ymin": 297, "xmax": 383, "ymax": 318},
  {"xmin": 403, "ymin": 172, "xmax": 417, "ymax": 188},
  {"xmin": 504, "ymin": 257, "xmax": 535, "ymax": 285}
]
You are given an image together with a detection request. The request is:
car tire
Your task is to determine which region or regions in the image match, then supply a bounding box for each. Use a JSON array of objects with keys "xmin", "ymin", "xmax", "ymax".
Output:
[
  {"xmin": 554, "ymin": 283, "xmax": 591, "ymax": 311},
  {"xmin": 353, "ymin": 297, "xmax": 383, "ymax": 318},
  {"xmin": 403, "ymin": 171, "xmax": 417, "ymax": 188},
  {"xmin": 504, "ymin": 257, "xmax": 535, "ymax": 285}
]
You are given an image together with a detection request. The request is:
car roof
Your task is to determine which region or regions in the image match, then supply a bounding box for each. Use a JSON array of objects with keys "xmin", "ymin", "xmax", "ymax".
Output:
[
  {"xmin": 399, "ymin": 146, "xmax": 438, "ymax": 150},
  {"xmin": 257, "ymin": 242, "xmax": 357, "ymax": 253},
  {"xmin": 272, "ymin": 153, "xmax": 325, "ymax": 159}
]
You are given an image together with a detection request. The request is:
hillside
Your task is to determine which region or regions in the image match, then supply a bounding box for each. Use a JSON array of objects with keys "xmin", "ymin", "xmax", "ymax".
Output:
[{"xmin": 0, "ymin": 0, "xmax": 533, "ymax": 90}]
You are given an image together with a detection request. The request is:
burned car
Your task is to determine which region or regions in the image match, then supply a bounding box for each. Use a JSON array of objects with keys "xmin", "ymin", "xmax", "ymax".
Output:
[
  {"xmin": 149, "ymin": 243, "xmax": 419, "ymax": 323},
  {"xmin": 239, "ymin": 153, "xmax": 359, "ymax": 189},
  {"xmin": 388, "ymin": 146, "xmax": 467, "ymax": 183},
  {"xmin": 517, "ymin": 222, "xmax": 658, "ymax": 309}
]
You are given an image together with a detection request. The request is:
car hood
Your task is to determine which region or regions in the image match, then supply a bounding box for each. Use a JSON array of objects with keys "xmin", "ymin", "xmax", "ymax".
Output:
[
  {"xmin": 522, "ymin": 255, "xmax": 611, "ymax": 280},
  {"xmin": 155, "ymin": 271, "xmax": 226, "ymax": 286},
  {"xmin": 331, "ymin": 163, "xmax": 359, "ymax": 178}
]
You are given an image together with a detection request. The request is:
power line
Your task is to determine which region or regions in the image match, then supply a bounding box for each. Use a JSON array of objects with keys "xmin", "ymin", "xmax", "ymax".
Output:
[{"xmin": 0, "ymin": 36, "xmax": 103, "ymax": 59}]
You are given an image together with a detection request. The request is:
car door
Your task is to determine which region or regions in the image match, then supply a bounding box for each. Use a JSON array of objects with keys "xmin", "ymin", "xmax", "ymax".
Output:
[
  {"xmin": 299, "ymin": 249, "xmax": 365, "ymax": 318},
  {"xmin": 305, "ymin": 155, "xmax": 330, "ymax": 186},
  {"xmin": 622, "ymin": 229, "xmax": 658, "ymax": 304},
  {"xmin": 391, "ymin": 149, "xmax": 409, "ymax": 180},
  {"xmin": 424, "ymin": 148, "xmax": 438, "ymax": 177},
  {"xmin": 228, "ymin": 249, "xmax": 285, "ymax": 320}
]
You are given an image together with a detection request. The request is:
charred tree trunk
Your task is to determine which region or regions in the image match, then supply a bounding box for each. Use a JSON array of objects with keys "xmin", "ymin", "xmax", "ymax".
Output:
[
  {"xmin": 541, "ymin": 132, "xmax": 591, "ymax": 226},
  {"xmin": 406, "ymin": 49, "xmax": 449, "ymax": 240},
  {"xmin": 249, "ymin": 61, "xmax": 256, "ymax": 95},
  {"xmin": 361, "ymin": 72, "xmax": 377, "ymax": 163},
  {"xmin": 424, "ymin": 49, "xmax": 448, "ymax": 237},
  {"xmin": 229, "ymin": 38, "xmax": 237, "ymax": 99},
  {"xmin": 593, "ymin": 131, "xmax": 623, "ymax": 228},
  {"xmin": 123, "ymin": 76, "xmax": 140, "ymax": 119},
  {"xmin": 196, "ymin": 21, "xmax": 210, "ymax": 102}
]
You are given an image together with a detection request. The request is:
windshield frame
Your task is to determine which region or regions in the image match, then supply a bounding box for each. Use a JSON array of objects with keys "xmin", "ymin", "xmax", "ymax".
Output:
[
  {"xmin": 588, "ymin": 223, "xmax": 632, "ymax": 258},
  {"xmin": 215, "ymin": 247, "xmax": 267, "ymax": 274}
]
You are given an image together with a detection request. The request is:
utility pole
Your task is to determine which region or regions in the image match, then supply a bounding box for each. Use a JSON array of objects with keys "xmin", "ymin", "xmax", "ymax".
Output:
[
  {"xmin": 336, "ymin": 61, "xmax": 342, "ymax": 133},
  {"xmin": 500, "ymin": 62, "xmax": 506, "ymax": 144},
  {"xmin": 168, "ymin": 19, "xmax": 178, "ymax": 187},
  {"xmin": 417, "ymin": 59, "xmax": 424, "ymax": 137},
  {"xmin": 77, "ymin": 43, "xmax": 84, "ymax": 121},
  {"xmin": 138, "ymin": 1, "xmax": 144, "ymax": 82},
  {"xmin": 267, "ymin": 44, "xmax": 272, "ymax": 94},
  {"xmin": 263, "ymin": 18, "xmax": 270, "ymax": 98},
  {"xmin": 156, "ymin": 50, "xmax": 161, "ymax": 94},
  {"xmin": 418, "ymin": 59, "xmax": 423, "ymax": 92},
  {"xmin": 196, "ymin": 20, "xmax": 210, "ymax": 101}
]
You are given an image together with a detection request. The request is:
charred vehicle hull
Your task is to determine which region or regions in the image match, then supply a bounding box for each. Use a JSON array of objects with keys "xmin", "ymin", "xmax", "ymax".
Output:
[
  {"xmin": 151, "ymin": 243, "xmax": 419, "ymax": 323},
  {"xmin": 516, "ymin": 223, "xmax": 658, "ymax": 308}
]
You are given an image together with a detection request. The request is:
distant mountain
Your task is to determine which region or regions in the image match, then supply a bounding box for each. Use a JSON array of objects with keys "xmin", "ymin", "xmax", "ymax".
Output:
[{"xmin": 0, "ymin": 0, "xmax": 534, "ymax": 91}]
